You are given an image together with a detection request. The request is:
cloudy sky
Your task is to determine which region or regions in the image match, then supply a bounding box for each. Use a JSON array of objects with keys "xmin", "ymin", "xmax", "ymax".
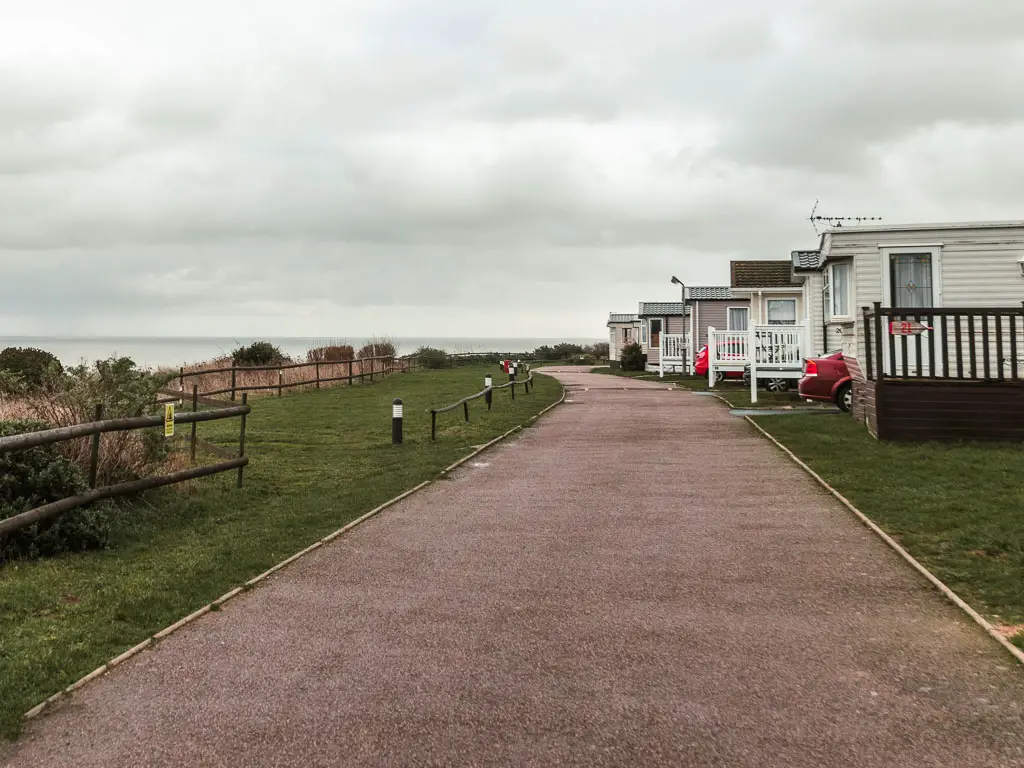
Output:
[{"xmin": 2, "ymin": 0, "xmax": 1023, "ymax": 339}]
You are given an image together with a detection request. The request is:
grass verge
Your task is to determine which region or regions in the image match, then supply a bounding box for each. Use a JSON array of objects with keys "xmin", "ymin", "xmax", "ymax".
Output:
[
  {"xmin": 0, "ymin": 365, "xmax": 561, "ymax": 740},
  {"xmin": 752, "ymin": 413, "xmax": 1024, "ymax": 641},
  {"xmin": 665, "ymin": 375, "xmax": 824, "ymax": 410}
]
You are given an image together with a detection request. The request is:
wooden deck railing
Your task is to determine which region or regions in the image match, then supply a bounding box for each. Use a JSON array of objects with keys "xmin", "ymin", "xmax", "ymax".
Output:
[{"xmin": 863, "ymin": 302, "xmax": 1024, "ymax": 381}]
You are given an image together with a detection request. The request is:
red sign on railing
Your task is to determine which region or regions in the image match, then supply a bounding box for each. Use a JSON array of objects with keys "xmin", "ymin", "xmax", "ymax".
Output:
[{"xmin": 889, "ymin": 320, "xmax": 932, "ymax": 335}]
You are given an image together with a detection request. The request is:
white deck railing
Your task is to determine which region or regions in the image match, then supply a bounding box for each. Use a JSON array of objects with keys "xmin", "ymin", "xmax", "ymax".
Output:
[
  {"xmin": 708, "ymin": 330, "xmax": 749, "ymax": 370},
  {"xmin": 752, "ymin": 325, "xmax": 805, "ymax": 367},
  {"xmin": 658, "ymin": 333, "xmax": 689, "ymax": 377},
  {"xmin": 708, "ymin": 323, "xmax": 810, "ymax": 403}
]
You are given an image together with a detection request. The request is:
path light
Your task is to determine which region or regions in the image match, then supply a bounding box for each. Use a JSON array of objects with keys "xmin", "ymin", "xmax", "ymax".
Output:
[
  {"xmin": 392, "ymin": 398, "xmax": 403, "ymax": 445},
  {"xmin": 485, "ymin": 375, "xmax": 493, "ymax": 410}
]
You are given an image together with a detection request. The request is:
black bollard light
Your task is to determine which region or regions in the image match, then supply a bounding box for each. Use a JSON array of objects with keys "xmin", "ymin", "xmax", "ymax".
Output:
[
  {"xmin": 485, "ymin": 375, "xmax": 493, "ymax": 410},
  {"xmin": 392, "ymin": 398, "xmax": 403, "ymax": 445}
]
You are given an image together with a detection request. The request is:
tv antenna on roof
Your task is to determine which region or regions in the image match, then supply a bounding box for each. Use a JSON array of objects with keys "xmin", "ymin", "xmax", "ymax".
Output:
[{"xmin": 809, "ymin": 200, "xmax": 882, "ymax": 235}]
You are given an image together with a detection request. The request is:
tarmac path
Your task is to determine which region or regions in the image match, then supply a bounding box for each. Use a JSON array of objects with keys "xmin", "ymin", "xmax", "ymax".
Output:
[{"xmin": 4, "ymin": 368, "xmax": 1024, "ymax": 767}]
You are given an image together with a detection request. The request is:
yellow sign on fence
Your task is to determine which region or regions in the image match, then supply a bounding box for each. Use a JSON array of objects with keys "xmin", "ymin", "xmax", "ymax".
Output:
[{"xmin": 164, "ymin": 404, "xmax": 175, "ymax": 438}]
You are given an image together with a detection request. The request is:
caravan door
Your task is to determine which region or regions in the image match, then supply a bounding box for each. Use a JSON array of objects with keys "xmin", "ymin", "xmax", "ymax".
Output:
[{"xmin": 882, "ymin": 249, "xmax": 943, "ymax": 376}]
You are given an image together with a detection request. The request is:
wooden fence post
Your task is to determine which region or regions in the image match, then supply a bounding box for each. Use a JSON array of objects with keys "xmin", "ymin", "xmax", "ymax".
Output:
[
  {"xmin": 89, "ymin": 404, "xmax": 103, "ymax": 489},
  {"xmin": 278, "ymin": 370, "xmax": 284, "ymax": 397},
  {"xmin": 190, "ymin": 385, "xmax": 198, "ymax": 465},
  {"xmin": 179, "ymin": 367, "xmax": 184, "ymax": 394},
  {"xmin": 237, "ymin": 394, "xmax": 248, "ymax": 488},
  {"xmin": 431, "ymin": 410, "xmax": 437, "ymax": 441},
  {"xmin": 230, "ymin": 368, "xmax": 237, "ymax": 402},
  {"xmin": 349, "ymin": 359, "xmax": 354, "ymax": 386},
  {"xmin": 316, "ymin": 362, "xmax": 321, "ymax": 389}
]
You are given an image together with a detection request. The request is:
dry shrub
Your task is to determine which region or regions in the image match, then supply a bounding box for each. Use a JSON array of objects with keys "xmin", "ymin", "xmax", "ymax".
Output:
[
  {"xmin": 357, "ymin": 337, "xmax": 397, "ymax": 360},
  {"xmin": 307, "ymin": 345, "xmax": 354, "ymax": 363},
  {"xmin": 0, "ymin": 393, "xmax": 33, "ymax": 421},
  {"xmin": 24, "ymin": 358, "xmax": 170, "ymax": 485}
]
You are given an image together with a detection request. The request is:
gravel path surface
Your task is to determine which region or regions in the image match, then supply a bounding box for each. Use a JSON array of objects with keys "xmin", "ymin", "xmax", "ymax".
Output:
[{"xmin": 5, "ymin": 369, "xmax": 1024, "ymax": 767}]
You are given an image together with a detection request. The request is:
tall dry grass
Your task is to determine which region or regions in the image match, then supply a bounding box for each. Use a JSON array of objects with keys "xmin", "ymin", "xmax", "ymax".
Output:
[
  {"xmin": 0, "ymin": 393, "xmax": 33, "ymax": 421},
  {"xmin": 1, "ymin": 389, "xmax": 159, "ymax": 485},
  {"xmin": 173, "ymin": 355, "xmax": 411, "ymax": 400}
]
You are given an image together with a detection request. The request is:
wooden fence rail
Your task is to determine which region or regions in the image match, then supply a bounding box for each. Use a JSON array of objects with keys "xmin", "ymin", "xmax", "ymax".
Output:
[
  {"xmin": 0, "ymin": 397, "xmax": 251, "ymax": 538},
  {"xmin": 175, "ymin": 354, "xmax": 421, "ymax": 401},
  {"xmin": 429, "ymin": 370, "xmax": 534, "ymax": 440}
]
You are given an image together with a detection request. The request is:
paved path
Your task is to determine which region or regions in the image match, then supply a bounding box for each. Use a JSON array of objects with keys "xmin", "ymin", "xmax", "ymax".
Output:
[{"xmin": 5, "ymin": 370, "xmax": 1024, "ymax": 767}]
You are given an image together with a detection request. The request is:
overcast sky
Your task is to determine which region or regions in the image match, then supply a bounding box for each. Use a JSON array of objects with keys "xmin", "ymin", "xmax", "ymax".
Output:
[{"xmin": 2, "ymin": 0, "xmax": 1023, "ymax": 339}]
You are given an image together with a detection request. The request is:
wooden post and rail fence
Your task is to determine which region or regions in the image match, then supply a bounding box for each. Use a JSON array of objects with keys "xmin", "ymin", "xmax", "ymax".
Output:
[
  {"xmin": 173, "ymin": 354, "xmax": 420, "ymax": 402},
  {"xmin": 1, "ymin": 353, "xmax": 539, "ymax": 542},
  {"xmin": 0, "ymin": 398, "xmax": 251, "ymax": 539},
  {"xmin": 428, "ymin": 365, "xmax": 534, "ymax": 441}
]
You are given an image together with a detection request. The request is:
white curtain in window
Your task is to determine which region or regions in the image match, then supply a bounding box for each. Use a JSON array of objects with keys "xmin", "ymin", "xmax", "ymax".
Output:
[
  {"xmin": 767, "ymin": 300, "xmax": 796, "ymax": 325},
  {"xmin": 728, "ymin": 307, "xmax": 749, "ymax": 331},
  {"xmin": 832, "ymin": 262, "xmax": 850, "ymax": 317}
]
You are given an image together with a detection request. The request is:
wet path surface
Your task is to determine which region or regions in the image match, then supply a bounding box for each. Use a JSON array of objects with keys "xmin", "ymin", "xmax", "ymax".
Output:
[{"xmin": 5, "ymin": 369, "xmax": 1024, "ymax": 767}]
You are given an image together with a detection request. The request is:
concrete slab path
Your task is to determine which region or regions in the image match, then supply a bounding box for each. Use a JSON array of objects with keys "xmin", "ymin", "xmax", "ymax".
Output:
[{"xmin": 4, "ymin": 369, "xmax": 1024, "ymax": 767}]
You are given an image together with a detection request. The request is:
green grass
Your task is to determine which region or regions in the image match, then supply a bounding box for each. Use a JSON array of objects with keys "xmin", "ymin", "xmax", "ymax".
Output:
[
  {"xmin": 0, "ymin": 366, "xmax": 561, "ymax": 739},
  {"xmin": 704, "ymin": 387, "xmax": 818, "ymax": 410},
  {"xmin": 752, "ymin": 413, "xmax": 1024, "ymax": 636}
]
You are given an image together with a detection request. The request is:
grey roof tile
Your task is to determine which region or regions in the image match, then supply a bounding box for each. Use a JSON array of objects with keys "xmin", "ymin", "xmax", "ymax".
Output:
[
  {"xmin": 687, "ymin": 286, "xmax": 734, "ymax": 300},
  {"xmin": 607, "ymin": 313, "xmax": 638, "ymax": 325},
  {"xmin": 638, "ymin": 301, "xmax": 687, "ymax": 316}
]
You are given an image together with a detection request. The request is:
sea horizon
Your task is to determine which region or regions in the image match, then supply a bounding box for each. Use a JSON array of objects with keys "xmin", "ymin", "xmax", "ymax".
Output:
[{"xmin": 0, "ymin": 335, "xmax": 604, "ymax": 369}]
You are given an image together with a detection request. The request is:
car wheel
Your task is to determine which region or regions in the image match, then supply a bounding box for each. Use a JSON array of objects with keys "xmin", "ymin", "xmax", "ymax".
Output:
[
  {"xmin": 764, "ymin": 378, "xmax": 790, "ymax": 392},
  {"xmin": 715, "ymin": 371, "xmax": 726, "ymax": 384},
  {"xmin": 836, "ymin": 382, "xmax": 853, "ymax": 412}
]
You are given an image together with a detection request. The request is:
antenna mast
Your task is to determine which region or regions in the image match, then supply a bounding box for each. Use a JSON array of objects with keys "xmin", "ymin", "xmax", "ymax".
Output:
[{"xmin": 809, "ymin": 200, "xmax": 882, "ymax": 235}]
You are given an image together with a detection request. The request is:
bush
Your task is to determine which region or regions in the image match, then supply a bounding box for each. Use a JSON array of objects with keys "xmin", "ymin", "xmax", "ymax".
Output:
[
  {"xmin": 357, "ymin": 339, "xmax": 397, "ymax": 359},
  {"xmin": 416, "ymin": 347, "xmax": 448, "ymax": 369},
  {"xmin": 307, "ymin": 345, "xmax": 355, "ymax": 363},
  {"xmin": 588, "ymin": 342, "xmax": 610, "ymax": 359},
  {"xmin": 232, "ymin": 341, "xmax": 286, "ymax": 367},
  {"xmin": 531, "ymin": 342, "xmax": 588, "ymax": 361},
  {"xmin": 0, "ymin": 347, "xmax": 62, "ymax": 392},
  {"xmin": 31, "ymin": 357, "xmax": 171, "ymax": 485},
  {"xmin": 0, "ymin": 419, "xmax": 113, "ymax": 562},
  {"xmin": 620, "ymin": 342, "xmax": 646, "ymax": 371}
]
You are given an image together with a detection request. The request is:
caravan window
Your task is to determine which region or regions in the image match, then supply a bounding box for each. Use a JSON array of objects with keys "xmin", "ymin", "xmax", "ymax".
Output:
[
  {"xmin": 767, "ymin": 299, "xmax": 797, "ymax": 325},
  {"xmin": 830, "ymin": 262, "xmax": 851, "ymax": 319},
  {"xmin": 727, "ymin": 307, "xmax": 749, "ymax": 331}
]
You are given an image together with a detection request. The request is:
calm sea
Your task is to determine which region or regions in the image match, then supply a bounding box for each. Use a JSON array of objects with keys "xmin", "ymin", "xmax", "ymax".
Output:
[{"xmin": 0, "ymin": 337, "xmax": 603, "ymax": 370}]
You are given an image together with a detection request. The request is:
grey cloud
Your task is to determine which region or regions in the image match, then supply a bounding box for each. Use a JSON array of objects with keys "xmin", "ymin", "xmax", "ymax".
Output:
[{"xmin": 1, "ymin": 0, "xmax": 1023, "ymax": 339}]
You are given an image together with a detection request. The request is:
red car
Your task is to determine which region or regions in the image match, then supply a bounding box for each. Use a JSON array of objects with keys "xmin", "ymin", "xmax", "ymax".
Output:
[
  {"xmin": 693, "ymin": 344, "xmax": 744, "ymax": 381},
  {"xmin": 798, "ymin": 351, "xmax": 853, "ymax": 411}
]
